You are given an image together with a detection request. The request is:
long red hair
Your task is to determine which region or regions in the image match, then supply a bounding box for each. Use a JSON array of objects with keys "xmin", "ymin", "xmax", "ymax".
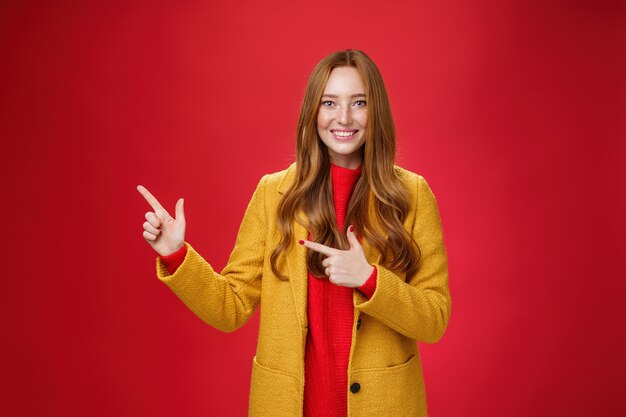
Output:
[{"xmin": 270, "ymin": 49, "xmax": 421, "ymax": 280}]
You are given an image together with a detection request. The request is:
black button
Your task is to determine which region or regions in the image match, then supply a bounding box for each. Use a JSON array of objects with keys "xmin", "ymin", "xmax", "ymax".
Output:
[
  {"xmin": 350, "ymin": 382, "xmax": 361, "ymax": 393},
  {"xmin": 356, "ymin": 318, "xmax": 361, "ymax": 330}
]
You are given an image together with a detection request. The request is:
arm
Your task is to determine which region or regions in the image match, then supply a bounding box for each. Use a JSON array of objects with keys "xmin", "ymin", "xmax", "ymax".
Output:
[
  {"xmin": 353, "ymin": 175, "xmax": 451, "ymax": 343},
  {"xmin": 155, "ymin": 175, "xmax": 269, "ymax": 333}
]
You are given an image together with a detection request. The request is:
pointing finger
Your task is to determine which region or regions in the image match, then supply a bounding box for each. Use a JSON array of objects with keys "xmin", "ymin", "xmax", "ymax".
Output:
[
  {"xmin": 299, "ymin": 239, "xmax": 338, "ymax": 256},
  {"xmin": 137, "ymin": 185, "xmax": 168, "ymax": 215}
]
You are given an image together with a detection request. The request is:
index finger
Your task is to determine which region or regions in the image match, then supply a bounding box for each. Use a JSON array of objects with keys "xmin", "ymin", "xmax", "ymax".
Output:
[
  {"xmin": 136, "ymin": 185, "xmax": 167, "ymax": 213},
  {"xmin": 300, "ymin": 239, "xmax": 339, "ymax": 256}
]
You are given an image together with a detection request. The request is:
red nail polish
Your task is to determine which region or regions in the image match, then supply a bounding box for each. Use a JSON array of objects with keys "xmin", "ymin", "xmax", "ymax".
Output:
[
  {"xmin": 349, "ymin": 225, "xmax": 354, "ymax": 232},
  {"xmin": 298, "ymin": 240, "xmax": 304, "ymax": 245}
]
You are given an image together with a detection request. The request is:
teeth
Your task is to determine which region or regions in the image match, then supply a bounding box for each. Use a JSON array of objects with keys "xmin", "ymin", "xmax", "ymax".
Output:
[{"xmin": 333, "ymin": 130, "xmax": 355, "ymax": 137}]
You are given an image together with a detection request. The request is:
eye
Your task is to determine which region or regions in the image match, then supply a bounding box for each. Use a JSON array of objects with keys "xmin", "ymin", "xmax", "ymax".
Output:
[
  {"xmin": 321, "ymin": 100, "xmax": 334, "ymax": 107},
  {"xmin": 354, "ymin": 100, "xmax": 367, "ymax": 107}
]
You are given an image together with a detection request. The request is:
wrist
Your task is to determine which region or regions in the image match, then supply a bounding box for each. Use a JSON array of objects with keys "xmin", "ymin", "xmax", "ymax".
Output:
[
  {"xmin": 361, "ymin": 265, "xmax": 375, "ymax": 286},
  {"xmin": 358, "ymin": 265, "xmax": 377, "ymax": 298},
  {"xmin": 161, "ymin": 243, "xmax": 185, "ymax": 258}
]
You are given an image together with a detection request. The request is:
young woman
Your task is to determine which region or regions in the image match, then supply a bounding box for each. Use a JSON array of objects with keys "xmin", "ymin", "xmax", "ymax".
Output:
[{"xmin": 137, "ymin": 49, "xmax": 451, "ymax": 417}]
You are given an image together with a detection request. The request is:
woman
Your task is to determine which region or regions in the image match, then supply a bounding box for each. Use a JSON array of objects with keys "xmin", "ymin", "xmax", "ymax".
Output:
[{"xmin": 137, "ymin": 49, "xmax": 451, "ymax": 417}]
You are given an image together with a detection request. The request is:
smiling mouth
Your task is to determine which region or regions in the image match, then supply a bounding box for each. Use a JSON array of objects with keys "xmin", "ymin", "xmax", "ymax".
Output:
[{"xmin": 331, "ymin": 130, "xmax": 358, "ymax": 137}]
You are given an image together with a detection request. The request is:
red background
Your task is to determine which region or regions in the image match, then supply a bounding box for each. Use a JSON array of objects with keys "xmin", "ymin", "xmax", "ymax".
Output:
[{"xmin": 2, "ymin": 0, "xmax": 625, "ymax": 416}]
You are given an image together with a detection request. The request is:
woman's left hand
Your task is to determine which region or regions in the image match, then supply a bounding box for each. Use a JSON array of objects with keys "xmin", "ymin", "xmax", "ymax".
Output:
[{"xmin": 299, "ymin": 225, "xmax": 375, "ymax": 288}]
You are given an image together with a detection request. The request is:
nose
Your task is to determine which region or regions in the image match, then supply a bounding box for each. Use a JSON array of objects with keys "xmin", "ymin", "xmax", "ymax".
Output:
[{"xmin": 338, "ymin": 105, "xmax": 353, "ymax": 125}]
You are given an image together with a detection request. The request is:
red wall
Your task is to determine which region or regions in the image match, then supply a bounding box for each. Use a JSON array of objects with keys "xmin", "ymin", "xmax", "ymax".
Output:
[{"xmin": 2, "ymin": 0, "xmax": 625, "ymax": 416}]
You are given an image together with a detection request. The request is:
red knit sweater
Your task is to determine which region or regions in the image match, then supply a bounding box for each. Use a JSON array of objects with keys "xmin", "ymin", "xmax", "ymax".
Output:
[
  {"xmin": 303, "ymin": 163, "xmax": 377, "ymax": 417},
  {"xmin": 159, "ymin": 163, "xmax": 378, "ymax": 416}
]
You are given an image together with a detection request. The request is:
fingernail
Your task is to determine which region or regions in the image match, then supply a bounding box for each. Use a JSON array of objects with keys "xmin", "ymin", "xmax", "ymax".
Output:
[
  {"xmin": 298, "ymin": 240, "xmax": 304, "ymax": 245},
  {"xmin": 349, "ymin": 225, "xmax": 354, "ymax": 232}
]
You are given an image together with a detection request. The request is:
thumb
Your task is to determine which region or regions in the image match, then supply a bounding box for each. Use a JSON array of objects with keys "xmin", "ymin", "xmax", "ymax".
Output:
[
  {"xmin": 175, "ymin": 198, "xmax": 185, "ymax": 222},
  {"xmin": 346, "ymin": 225, "xmax": 361, "ymax": 250}
]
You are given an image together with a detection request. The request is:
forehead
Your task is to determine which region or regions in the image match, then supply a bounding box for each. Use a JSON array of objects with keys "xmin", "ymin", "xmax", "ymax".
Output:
[{"xmin": 323, "ymin": 66, "xmax": 365, "ymax": 94}]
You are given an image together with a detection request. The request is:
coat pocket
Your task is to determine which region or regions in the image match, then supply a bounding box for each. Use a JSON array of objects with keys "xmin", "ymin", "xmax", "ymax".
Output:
[
  {"xmin": 348, "ymin": 353, "xmax": 427, "ymax": 417},
  {"xmin": 248, "ymin": 355, "xmax": 302, "ymax": 417}
]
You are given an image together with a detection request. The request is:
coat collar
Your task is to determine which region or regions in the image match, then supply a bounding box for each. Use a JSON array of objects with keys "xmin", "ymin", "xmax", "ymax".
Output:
[
  {"xmin": 277, "ymin": 162, "xmax": 296, "ymax": 195},
  {"xmin": 276, "ymin": 162, "xmax": 381, "ymax": 329}
]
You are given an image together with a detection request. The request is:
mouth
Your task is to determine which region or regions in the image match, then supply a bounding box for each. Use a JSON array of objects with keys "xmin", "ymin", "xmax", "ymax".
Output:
[{"xmin": 331, "ymin": 129, "xmax": 358, "ymax": 140}]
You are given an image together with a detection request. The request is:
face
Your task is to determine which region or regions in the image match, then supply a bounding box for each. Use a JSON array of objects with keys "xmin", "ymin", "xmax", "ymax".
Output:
[{"xmin": 317, "ymin": 66, "xmax": 367, "ymax": 169}]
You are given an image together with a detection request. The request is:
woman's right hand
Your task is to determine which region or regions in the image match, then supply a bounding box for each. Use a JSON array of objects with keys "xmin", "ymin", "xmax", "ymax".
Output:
[{"xmin": 136, "ymin": 185, "xmax": 186, "ymax": 256}]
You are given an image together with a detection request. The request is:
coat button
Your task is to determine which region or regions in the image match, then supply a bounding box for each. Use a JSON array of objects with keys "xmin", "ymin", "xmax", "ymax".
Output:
[
  {"xmin": 350, "ymin": 382, "xmax": 361, "ymax": 393},
  {"xmin": 356, "ymin": 318, "xmax": 361, "ymax": 330}
]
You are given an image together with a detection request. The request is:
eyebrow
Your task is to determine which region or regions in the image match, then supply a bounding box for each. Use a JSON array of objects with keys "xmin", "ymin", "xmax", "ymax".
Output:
[{"xmin": 321, "ymin": 93, "xmax": 366, "ymax": 98}]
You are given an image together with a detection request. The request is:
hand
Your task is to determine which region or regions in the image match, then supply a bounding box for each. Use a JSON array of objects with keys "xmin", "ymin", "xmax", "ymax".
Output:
[
  {"xmin": 136, "ymin": 185, "xmax": 186, "ymax": 256},
  {"xmin": 299, "ymin": 225, "xmax": 375, "ymax": 288}
]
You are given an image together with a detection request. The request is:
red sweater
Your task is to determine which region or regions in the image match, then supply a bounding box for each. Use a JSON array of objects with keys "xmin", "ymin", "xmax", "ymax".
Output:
[
  {"xmin": 159, "ymin": 163, "xmax": 378, "ymax": 416},
  {"xmin": 303, "ymin": 163, "xmax": 377, "ymax": 417}
]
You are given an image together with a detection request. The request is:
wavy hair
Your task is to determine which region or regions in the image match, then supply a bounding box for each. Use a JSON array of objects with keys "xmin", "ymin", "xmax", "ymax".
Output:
[{"xmin": 270, "ymin": 49, "xmax": 421, "ymax": 281}]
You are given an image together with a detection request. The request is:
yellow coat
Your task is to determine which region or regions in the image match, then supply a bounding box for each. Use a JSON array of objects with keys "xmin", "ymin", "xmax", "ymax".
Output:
[{"xmin": 156, "ymin": 162, "xmax": 451, "ymax": 417}]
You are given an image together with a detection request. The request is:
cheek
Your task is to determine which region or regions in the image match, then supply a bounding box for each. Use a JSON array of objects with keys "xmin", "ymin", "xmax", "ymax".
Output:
[
  {"xmin": 356, "ymin": 111, "xmax": 367, "ymax": 128},
  {"xmin": 354, "ymin": 110, "xmax": 367, "ymax": 129},
  {"xmin": 317, "ymin": 112, "xmax": 331, "ymax": 130}
]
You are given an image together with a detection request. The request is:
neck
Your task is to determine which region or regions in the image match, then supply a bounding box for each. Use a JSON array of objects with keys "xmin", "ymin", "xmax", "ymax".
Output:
[
  {"xmin": 330, "ymin": 156, "xmax": 362, "ymax": 170},
  {"xmin": 331, "ymin": 162, "xmax": 362, "ymax": 172}
]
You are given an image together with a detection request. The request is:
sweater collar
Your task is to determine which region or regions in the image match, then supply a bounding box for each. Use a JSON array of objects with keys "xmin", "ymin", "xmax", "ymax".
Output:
[
  {"xmin": 330, "ymin": 163, "xmax": 362, "ymax": 194},
  {"xmin": 330, "ymin": 162, "xmax": 362, "ymax": 183}
]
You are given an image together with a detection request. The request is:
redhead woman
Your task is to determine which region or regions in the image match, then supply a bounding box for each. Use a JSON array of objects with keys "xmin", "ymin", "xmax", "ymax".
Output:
[{"xmin": 137, "ymin": 49, "xmax": 451, "ymax": 417}]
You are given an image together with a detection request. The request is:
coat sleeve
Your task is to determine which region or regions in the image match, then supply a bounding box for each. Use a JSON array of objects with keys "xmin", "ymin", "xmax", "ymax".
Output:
[
  {"xmin": 155, "ymin": 174, "xmax": 268, "ymax": 333},
  {"xmin": 353, "ymin": 175, "xmax": 451, "ymax": 343}
]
